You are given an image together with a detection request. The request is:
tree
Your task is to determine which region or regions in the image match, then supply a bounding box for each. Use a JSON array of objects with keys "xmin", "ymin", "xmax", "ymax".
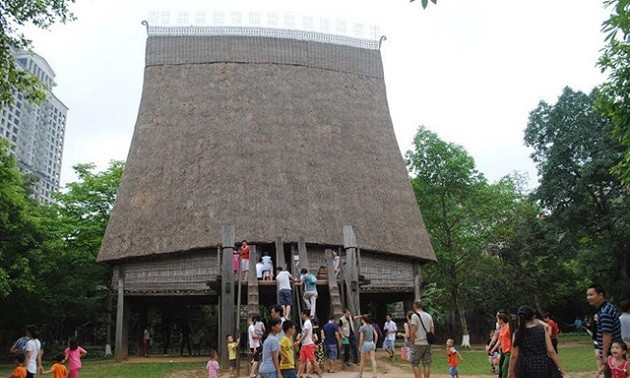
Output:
[
  {"xmin": 406, "ymin": 127, "xmax": 521, "ymax": 346},
  {"xmin": 0, "ymin": 139, "xmax": 44, "ymax": 298},
  {"xmin": 598, "ymin": 0, "xmax": 630, "ymax": 186},
  {"xmin": 0, "ymin": 0, "xmax": 75, "ymax": 106},
  {"xmin": 525, "ymin": 87, "xmax": 629, "ymax": 298}
]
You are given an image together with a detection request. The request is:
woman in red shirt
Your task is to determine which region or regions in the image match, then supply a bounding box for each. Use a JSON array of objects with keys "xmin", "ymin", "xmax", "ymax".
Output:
[{"xmin": 240, "ymin": 240, "xmax": 250, "ymax": 282}]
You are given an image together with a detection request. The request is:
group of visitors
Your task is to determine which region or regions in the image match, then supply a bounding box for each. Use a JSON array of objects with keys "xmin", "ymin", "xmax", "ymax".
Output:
[{"xmin": 8, "ymin": 324, "xmax": 87, "ymax": 378}]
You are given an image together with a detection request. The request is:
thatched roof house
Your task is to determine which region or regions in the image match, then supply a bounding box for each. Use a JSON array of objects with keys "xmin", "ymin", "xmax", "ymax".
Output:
[{"xmin": 97, "ymin": 26, "xmax": 435, "ymax": 266}]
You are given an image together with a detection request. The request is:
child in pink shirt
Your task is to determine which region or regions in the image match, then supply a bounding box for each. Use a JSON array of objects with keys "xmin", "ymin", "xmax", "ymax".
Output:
[
  {"xmin": 206, "ymin": 350, "xmax": 220, "ymax": 378},
  {"xmin": 64, "ymin": 338, "xmax": 87, "ymax": 378}
]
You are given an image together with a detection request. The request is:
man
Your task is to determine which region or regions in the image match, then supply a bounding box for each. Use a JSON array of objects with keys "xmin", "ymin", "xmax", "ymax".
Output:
[
  {"xmin": 271, "ymin": 305, "xmax": 287, "ymax": 340},
  {"xmin": 409, "ymin": 299, "xmax": 434, "ymax": 378},
  {"xmin": 543, "ymin": 313, "xmax": 559, "ymax": 353},
  {"xmin": 276, "ymin": 266, "xmax": 294, "ymax": 319},
  {"xmin": 587, "ymin": 284, "xmax": 621, "ymax": 378},
  {"xmin": 322, "ymin": 316, "xmax": 342, "ymax": 373},
  {"xmin": 296, "ymin": 310, "xmax": 322, "ymax": 378},
  {"xmin": 339, "ymin": 309, "xmax": 359, "ymax": 366},
  {"xmin": 619, "ymin": 300, "xmax": 630, "ymax": 350},
  {"xmin": 383, "ymin": 314, "xmax": 397, "ymax": 361},
  {"xmin": 258, "ymin": 318, "xmax": 283, "ymax": 378},
  {"xmin": 299, "ymin": 268, "xmax": 318, "ymax": 318}
]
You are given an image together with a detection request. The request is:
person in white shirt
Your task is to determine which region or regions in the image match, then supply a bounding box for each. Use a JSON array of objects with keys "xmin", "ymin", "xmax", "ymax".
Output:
[
  {"xmin": 383, "ymin": 314, "xmax": 398, "ymax": 361},
  {"xmin": 248, "ymin": 315, "xmax": 265, "ymax": 378},
  {"xmin": 24, "ymin": 324, "xmax": 43, "ymax": 377},
  {"xmin": 296, "ymin": 310, "xmax": 322, "ymax": 378},
  {"xmin": 620, "ymin": 300, "xmax": 630, "ymax": 349},
  {"xmin": 276, "ymin": 266, "xmax": 294, "ymax": 319}
]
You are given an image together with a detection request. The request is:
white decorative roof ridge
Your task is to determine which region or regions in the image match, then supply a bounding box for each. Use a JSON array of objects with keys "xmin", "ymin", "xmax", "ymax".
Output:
[
  {"xmin": 147, "ymin": 25, "xmax": 381, "ymax": 50},
  {"xmin": 144, "ymin": 11, "xmax": 383, "ymax": 50}
]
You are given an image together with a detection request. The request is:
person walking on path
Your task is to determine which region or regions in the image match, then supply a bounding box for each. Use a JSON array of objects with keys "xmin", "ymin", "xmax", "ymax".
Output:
[
  {"xmin": 24, "ymin": 324, "xmax": 43, "ymax": 378},
  {"xmin": 280, "ymin": 320, "xmax": 298, "ymax": 378},
  {"xmin": 409, "ymin": 300, "xmax": 434, "ymax": 378},
  {"xmin": 587, "ymin": 284, "xmax": 622, "ymax": 378},
  {"xmin": 322, "ymin": 316, "xmax": 342, "ymax": 373},
  {"xmin": 490, "ymin": 311, "xmax": 512, "ymax": 378},
  {"xmin": 357, "ymin": 314, "xmax": 378, "ymax": 378},
  {"xmin": 296, "ymin": 310, "xmax": 322, "ymax": 378},
  {"xmin": 259, "ymin": 318, "xmax": 283, "ymax": 378},
  {"xmin": 445, "ymin": 339, "xmax": 463, "ymax": 378},
  {"xmin": 383, "ymin": 314, "xmax": 397, "ymax": 361},
  {"xmin": 248, "ymin": 315, "xmax": 265, "ymax": 378},
  {"xmin": 543, "ymin": 313, "xmax": 559, "ymax": 354},
  {"xmin": 340, "ymin": 309, "xmax": 359, "ymax": 366},
  {"xmin": 507, "ymin": 305, "xmax": 564, "ymax": 378},
  {"xmin": 206, "ymin": 350, "xmax": 219, "ymax": 378},
  {"xmin": 64, "ymin": 338, "xmax": 87, "ymax": 378}
]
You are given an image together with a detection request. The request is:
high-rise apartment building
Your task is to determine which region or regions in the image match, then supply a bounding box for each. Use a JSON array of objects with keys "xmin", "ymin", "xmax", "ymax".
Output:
[{"xmin": 0, "ymin": 49, "xmax": 68, "ymax": 203}]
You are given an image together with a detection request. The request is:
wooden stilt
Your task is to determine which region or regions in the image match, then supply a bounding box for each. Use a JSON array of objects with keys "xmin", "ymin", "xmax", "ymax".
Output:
[
  {"xmin": 115, "ymin": 265, "xmax": 128, "ymax": 360},
  {"xmin": 275, "ymin": 237, "xmax": 285, "ymax": 304},
  {"xmin": 247, "ymin": 245, "xmax": 260, "ymax": 323},
  {"xmin": 219, "ymin": 225, "xmax": 236, "ymax": 366},
  {"xmin": 343, "ymin": 226, "xmax": 361, "ymax": 316}
]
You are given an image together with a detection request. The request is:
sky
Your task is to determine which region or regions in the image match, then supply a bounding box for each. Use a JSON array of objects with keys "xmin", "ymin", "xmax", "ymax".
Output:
[{"xmin": 24, "ymin": 0, "xmax": 610, "ymax": 189}]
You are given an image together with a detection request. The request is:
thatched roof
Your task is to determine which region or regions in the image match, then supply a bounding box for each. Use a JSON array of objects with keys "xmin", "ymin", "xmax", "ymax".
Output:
[{"xmin": 97, "ymin": 29, "xmax": 435, "ymax": 263}]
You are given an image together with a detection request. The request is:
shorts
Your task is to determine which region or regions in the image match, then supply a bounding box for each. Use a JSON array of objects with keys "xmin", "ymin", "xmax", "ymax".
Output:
[
  {"xmin": 325, "ymin": 344, "xmax": 338, "ymax": 360},
  {"xmin": 410, "ymin": 344, "xmax": 432, "ymax": 367},
  {"xmin": 260, "ymin": 372, "xmax": 278, "ymax": 378},
  {"xmin": 230, "ymin": 359, "xmax": 237, "ymax": 368},
  {"xmin": 279, "ymin": 289, "xmax": 293, "ymax": 306},
  {"xmin": 361, "ymin": 341, "xmax": 376, "ymax": 353},
  {"xmin": 242, "ymin": 259, "xmax": 250, "ymax": 270},
  {"xmin": 383, "ymin": 339, "xmax": 395, "ymax": 351},
  {"xmin": 281, "ymin": 368, "xmax": 298, "ymax": 378},
  {"xmin": 449, "ymin": 366, "xmax": 458, "ymax": 376},
  {"xmin": 299, "ymin": 343, "xmax": 316, "ymax": 362},
  {"xmin": 251, "ymin": 346, "xmax": 262, "ymax": 362}
]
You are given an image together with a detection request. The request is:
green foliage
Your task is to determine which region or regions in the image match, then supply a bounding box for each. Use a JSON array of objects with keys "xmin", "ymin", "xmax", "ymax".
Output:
[
  {"xmin": 410, "ymin": 0, "xmax": 438, "ymax": 9},
  {"xmin": 524, "ymin": 87, "xmax": 628, "ymax": 298},
  {"xmin": 406, "ymin": 127, "xmax": 526, "ymax": 333},
  {"xmin": 0, "ymin": 0, "xmax": 75, "ymax": 106},
  {"xmin": 598, "ymin": 0, "xmax": 630, "ymax": 186}
]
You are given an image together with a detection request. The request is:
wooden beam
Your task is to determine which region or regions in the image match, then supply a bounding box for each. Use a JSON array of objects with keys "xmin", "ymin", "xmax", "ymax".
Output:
[
  {"xmin": 343, "ymin": 225, "xmax": 361, "ymax": 316},
  {"xmin": 413, "ymin": 263, "xmax": 421, "ymax": 300},
  {"xmin": 297, "ymin": 236, "xmax": 309, "ymax": 272},
  {"xmin": 219, "ymin": 225, "xmax": 235, "ymax": 366},
  {"xmin": 275, "ymin": 237, "xmax": 285, "ymax": 304},
  {"xmin": 247, "ymin": 245, "xmax": 260, "ymax": 323},
  {"xmin": 115, "ymin": 265, "xmax": 128, "ymax": 360}
]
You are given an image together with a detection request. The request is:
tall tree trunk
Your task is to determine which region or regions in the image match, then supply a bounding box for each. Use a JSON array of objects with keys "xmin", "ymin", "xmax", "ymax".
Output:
[{"xmin": 458, "ymin": 307, "xmax": 471, "ymax": 348}]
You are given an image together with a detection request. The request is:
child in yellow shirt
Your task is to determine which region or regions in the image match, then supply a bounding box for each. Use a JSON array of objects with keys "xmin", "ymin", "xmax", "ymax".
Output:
[
  {"xmin": 226, "ymin": 334, "xmax": 241, "ymax": 378},
  {"xmin": 280, "ymin": 320, "xmax": 297, "ymax": 378}
]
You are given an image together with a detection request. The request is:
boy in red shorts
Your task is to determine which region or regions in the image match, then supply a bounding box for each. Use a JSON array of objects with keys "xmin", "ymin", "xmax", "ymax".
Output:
[{"xmin": 296, "ymin": 310, "xmax": 322, "ymax": 378}]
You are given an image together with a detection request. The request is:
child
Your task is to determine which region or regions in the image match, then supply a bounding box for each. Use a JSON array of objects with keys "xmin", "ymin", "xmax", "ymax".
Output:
[
  {"xmin": 227, "ymin": 334, "xmax": 241, "ymax": 378},
  {"xmin": 11, "ymin": 354, "xmax": 26, "ymax": 378},
  {"xmin": 43, "ymin": 354, "xmax": 68, "ymax": 378},
  {"xmin": 446, "ymin": 339, "xmax": 463, "ymax": 378},
  {"xmin": 262, "ymin": 253, "xmax": 273, "ymax": 281},
  {"xmin": 596, "ymin": 340, "xmax": 628, "ymax": 378},
  {"xmin": 206, "ymin": 350, "xmax": 220, "ymax": 378},
  {"xmin": 65, "ymin": 338, "xmax": 87, "ymax": 378},
  {"xmin": 485, "ymin": 330, "xmax": 498, "ymax": 374},
  {"xmin": 279, "ymin": 320, "xmax": 297, "ymax": 378}
]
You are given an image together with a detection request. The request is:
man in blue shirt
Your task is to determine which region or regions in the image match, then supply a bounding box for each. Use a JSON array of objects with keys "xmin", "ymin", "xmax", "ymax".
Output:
[
  {"xmin": 587, "ymin": 284, "xmax": 621, "ymax": 378},
  {"xmin": 322, "ymin": 316, "xmax": 342, "ymax": 373},
  {"xmin": 300, "ymin": 268, "xmax": 318, "ymax": 318}
]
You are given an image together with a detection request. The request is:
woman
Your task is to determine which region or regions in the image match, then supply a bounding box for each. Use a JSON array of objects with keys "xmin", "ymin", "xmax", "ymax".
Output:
[
  {"xmin": 397, "ymin": 311, "xmax": 413, "ymax": 362},
  {"xmin": 358, "ymin": 315, "xmax": 378, "ymax": 378},
  {"xmin": 24, "ymin": 324, "xmax": 42, "ymax": 378},
  {"xmin": 508, "ymin": 306, "xmax": 564, "ymax": 378},
  {"xmin": 312, "ymin": 318, "xmax": 325, "ymax": 372},
  {"xmin": 490, "ymin": 311, "xmax": 512, "ymax": 378}
]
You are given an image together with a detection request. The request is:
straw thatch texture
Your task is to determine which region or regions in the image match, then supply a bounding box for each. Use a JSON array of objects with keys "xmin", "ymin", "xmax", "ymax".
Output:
[{"xmin": 97, "ymin": 34, "xmax": 435, "ymax": 263}]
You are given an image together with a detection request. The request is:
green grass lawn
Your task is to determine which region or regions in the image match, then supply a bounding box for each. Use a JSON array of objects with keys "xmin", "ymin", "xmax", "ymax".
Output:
[
  {"xmin": 0, "ymin": 334, "xmax": 597, "ymax": 377},
  {"xmin": 387, "ymin": 333, "xmax": 596, "ymax": 376}
]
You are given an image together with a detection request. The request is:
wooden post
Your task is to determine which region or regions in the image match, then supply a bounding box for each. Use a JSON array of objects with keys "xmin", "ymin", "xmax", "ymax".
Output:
[
  {"xmin": 219, "ymin": 225, "xmax": 235, "ymax": 366},
  {"xmin": 115, "ymin": 265, "xmax": 128, "ymax": 360},
  {"xmin": 413, "ymin": 262, "xmax": 421, "ymax": 300},
  {"xmin": 247, "ymin": 245, "xmax": 260, "ymax": 323},
  {"xmin": 275, "ymin": 237, "xmax": 285, "ymax": 304},
  {"xmin": 297, "ymin": 236, "xmax": 309, "ymax": 272},
  {"xmin": 343, "ymin": 226, "xmax": 361, "ymax": 316}
]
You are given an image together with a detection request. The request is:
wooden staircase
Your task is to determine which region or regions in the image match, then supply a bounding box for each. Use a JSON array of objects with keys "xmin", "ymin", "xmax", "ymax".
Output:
[
  {"xmin": 247, "ymin": 245, "xmax": 260, "ymax": 323},
  {"xmin": 326, "ymin": 248, "xmax": 344, "ymax": 319}
]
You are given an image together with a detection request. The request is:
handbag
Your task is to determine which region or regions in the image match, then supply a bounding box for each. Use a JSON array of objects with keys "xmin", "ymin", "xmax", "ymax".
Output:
[
  {"xmin": 414, "ymin": 311, "xmax": 435, "ymax": 344},
  {"xmin": 341, "ymin": 337, "xmax": 350, "ymax": 345},
  {"xmin": 401, "ymin": 337, "xmax": 410, "ymax": 361}
]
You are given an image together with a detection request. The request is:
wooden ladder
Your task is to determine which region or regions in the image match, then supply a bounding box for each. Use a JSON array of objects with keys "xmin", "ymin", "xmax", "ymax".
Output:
[
  {"xmin": 247, "ymin": 245, "xmax": 260, "ymax": 322},
  {"xmin": 325, "ymin": 248, "xmax": 344, "ymax": 319}
]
